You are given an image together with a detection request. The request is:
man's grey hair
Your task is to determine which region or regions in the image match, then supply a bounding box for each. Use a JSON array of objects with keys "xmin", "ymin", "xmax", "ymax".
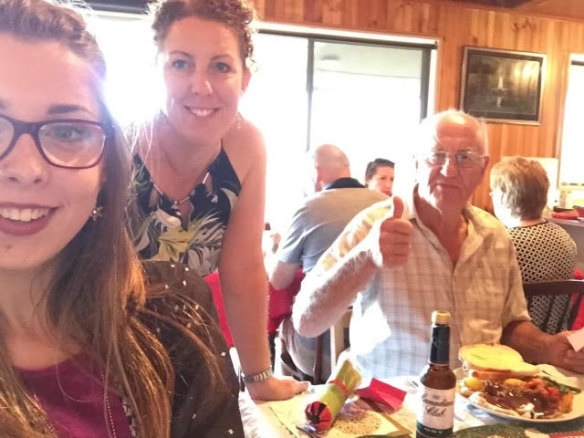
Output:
[{"xmin": 415, "ymin": 109, "xmax": 489, "ymax": 157}]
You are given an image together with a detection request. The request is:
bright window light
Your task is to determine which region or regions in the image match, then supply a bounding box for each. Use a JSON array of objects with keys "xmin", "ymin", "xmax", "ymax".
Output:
[
  {"xmin": 560, "ymin": 60, "xmax": 584, "ymax": 187},
  {"xmin": 89, "ymin": 12, "xmax": 160, "ymax": 126}
]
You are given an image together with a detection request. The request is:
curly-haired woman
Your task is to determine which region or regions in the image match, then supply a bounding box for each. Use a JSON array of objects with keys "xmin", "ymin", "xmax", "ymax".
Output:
[{"xmin": 130, "ymin": 0, "xmax": 308, "ymax": 400}]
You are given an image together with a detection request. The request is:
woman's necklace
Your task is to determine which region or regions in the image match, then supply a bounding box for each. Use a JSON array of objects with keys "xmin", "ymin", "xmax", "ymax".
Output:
[
  {"xmin": 104, "ymin": 388, "xmax": 118, "ymax": 438},
  {"xmin": 152, "ymin": 182, "xmax": 194, "ymax": 209},
  {"xmin": 99, "ymin": 371, "xmax": 118, "ymax": 438},
  {"xmin": 153, "ymin": 138, "xmax": 212, "ymax": 210}
]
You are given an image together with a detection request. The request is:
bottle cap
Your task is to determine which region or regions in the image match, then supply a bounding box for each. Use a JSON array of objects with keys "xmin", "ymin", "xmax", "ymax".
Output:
[{"xmin": 432, "ymin": 310, "xmax": 450, "ymax": 325}]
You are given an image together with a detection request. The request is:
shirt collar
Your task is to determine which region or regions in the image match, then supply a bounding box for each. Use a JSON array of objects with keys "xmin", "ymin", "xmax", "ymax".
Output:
[
  {"xmin": 324, "ymin": 177, "xmax": 365, "ymax": 190},
  {"xmin": 403, "ymin": 184, "xmax": 485, "ymax": 235}
]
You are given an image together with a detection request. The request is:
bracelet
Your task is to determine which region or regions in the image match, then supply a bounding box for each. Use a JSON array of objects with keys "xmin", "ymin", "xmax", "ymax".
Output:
[{"xmin": 242, "ymin": 368, "xmax": 273, "ymax": 384}]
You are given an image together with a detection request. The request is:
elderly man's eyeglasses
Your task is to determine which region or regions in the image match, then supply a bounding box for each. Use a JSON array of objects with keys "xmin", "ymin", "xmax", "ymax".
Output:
[
  {"xmin": 0, "ymin": 114, "xmax": 111, "ymax": 169},
  {"xmin": 422, "ymin": 150, "xmax": 485, "ymax": 168}
]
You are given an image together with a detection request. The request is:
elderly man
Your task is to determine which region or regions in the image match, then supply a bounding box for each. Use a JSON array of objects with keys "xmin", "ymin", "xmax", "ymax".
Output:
[
  {"xmin": 293, "ymin": 110, "xmax": 584, "ymax": 378},
  {"xmin": 270, "ymin": 144, "xmax": 386, "ymax": 381}
]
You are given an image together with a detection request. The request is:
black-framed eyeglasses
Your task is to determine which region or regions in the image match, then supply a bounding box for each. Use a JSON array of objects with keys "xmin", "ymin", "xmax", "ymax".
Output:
[
  {"xmin": 422, "ymin": 150, "xmax": 485, "ymax": 169},
  {"xmin": 0, "ymin": 114, "xmax": 112, "ymax": 169}
]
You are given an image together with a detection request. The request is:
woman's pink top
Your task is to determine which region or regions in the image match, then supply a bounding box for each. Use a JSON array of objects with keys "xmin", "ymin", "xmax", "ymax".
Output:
[{"xmin": 17, "ymin": 354, "xmax": 133, "ymax": 438}]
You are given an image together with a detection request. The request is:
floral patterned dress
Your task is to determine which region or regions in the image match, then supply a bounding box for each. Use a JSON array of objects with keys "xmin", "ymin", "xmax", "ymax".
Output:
[{"xmin": 132, "ymin": 148, "xmax": 241, "ymax": 277}]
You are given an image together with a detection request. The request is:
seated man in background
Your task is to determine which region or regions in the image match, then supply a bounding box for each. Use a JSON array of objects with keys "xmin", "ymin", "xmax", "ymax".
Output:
[
  {"xmin": 365, "ymin": 158, "xmax": 395, "ymax": 196},
  {"xmin": 293, "ymin": 110, "xmax": 584, "ymax": 378},
  {"xmin": 491, "ymin": 157, "xmax": 577, "ymax": 333},
  {"xmin": 270, "ymin": 144, "xmax": 386, "ymax": 381}
]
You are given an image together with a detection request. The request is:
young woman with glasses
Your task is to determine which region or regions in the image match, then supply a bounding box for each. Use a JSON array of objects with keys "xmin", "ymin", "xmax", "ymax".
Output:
[{"xmin": 0, "ymin": 0, "xmax": 243, "ymax": 436}]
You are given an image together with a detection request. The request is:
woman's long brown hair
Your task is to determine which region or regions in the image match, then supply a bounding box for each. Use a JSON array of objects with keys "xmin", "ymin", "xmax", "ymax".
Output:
[{"xmin": 0, "ymin": 1, "xmax": 220, "ymax": 436}]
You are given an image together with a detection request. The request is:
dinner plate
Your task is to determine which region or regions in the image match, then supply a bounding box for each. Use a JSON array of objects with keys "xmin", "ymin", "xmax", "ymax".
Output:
[{"xmin": 455, "ymin": 365, "xmax": 584, "ymax": 423}]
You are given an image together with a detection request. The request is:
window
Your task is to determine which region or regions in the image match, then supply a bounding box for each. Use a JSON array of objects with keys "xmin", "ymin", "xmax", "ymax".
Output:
[
  {"xmin": 89, "ymin": 12, "xmax": 158, "ymax": 126},
  {"xmin": 310, "ymin": 41, "xmax": 430, "ymax": 195},
  {"xmin": 559, "ymin": 57, "xmax": 584, "ymax": 206},
  {"xmin": 241, "ymin": 30, "xmax": 435, "ymax": 228},
  {"xmin": 238, "ymin": 34, "xmax": 309, "ymax": 228},
  {"xmin": 560, "ymin": 59, "xmax": 584, "ymax": 187}
]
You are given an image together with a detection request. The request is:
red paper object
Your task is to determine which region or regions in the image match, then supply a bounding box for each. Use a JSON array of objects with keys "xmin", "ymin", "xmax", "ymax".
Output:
[
  {"xmin": 356, "ymin": 378, "xmax": 407, "ymax": 410},
  {"xmin": 304, "ymin": 361, "xmax": 362, "ymax": 430},
  {"xmin": 304, "ymin": 401, "xmax": 334, "ymax": 430},
  {"xmin": 570, "ymin": 269, "xmax": 584, "ymax": 330},
  {"xmin": 205, "ymin": 271, "xmax": 233, "ymax": 347},
  {"xmin": 552, "ymin": 210, "xmax": 579, "ymax": 220}
]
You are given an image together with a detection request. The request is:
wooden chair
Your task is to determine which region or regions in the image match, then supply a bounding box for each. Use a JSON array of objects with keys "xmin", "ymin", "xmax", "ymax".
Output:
[
  {"xmin": 523, "ymin": 279, "xmax": 584, "ymax": 334},
  {"xmin": 277, "ymin": 308, "xmax": 352, "ymax": 385}
]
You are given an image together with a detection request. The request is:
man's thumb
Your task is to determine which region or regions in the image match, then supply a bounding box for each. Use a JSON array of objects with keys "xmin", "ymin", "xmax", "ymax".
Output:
[{"xmin": 392, "ymin": 195, "xmax": 404, "ymax": 219}]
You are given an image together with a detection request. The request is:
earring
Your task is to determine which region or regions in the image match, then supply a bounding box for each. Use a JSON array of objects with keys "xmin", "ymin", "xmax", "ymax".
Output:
[{"xmin": 91, "ymin": 206, "xmax": 104, "ymax": 221}]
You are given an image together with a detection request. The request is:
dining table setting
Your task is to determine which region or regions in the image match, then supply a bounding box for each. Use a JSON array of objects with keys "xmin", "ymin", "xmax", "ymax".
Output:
[{"xmin": 239, "ymin": 361, "xmax": 584, "ymax": 438}]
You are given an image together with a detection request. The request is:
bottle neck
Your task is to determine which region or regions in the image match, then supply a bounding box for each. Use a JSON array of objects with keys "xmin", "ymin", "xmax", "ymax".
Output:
[{"xmin": 429, "ymin": 324, "xmax": 450, "ymax": 365}]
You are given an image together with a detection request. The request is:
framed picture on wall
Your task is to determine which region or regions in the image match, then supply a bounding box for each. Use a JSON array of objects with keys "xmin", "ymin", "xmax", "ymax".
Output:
[{"xmin": 460, "ymin": 47, "xmax": 545, "ymax": 124}]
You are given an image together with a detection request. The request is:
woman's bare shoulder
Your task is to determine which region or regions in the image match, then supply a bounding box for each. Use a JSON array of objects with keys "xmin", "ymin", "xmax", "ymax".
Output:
[{"xmin": 222, "ymin": 118, "xmax": 266, "ymax": 180}]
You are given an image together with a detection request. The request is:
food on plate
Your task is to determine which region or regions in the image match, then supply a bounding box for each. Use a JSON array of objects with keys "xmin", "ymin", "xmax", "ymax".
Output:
[
  {"xmin": 333, "ymin": 402, "xmax": 382, "ymax": 435},
  {"xmin": 458, "ymin": 344, "xmax": 580, "ymax": 419},
  {"xmin": 459, "ymin": 344, "xmax": 539, "ymax": 381}
]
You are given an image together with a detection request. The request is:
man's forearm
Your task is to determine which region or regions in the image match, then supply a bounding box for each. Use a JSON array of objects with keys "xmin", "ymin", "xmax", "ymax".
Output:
[
  {"xmin": 501, "ymin": 320, "xmax": 552, "ymax": 364},
  {"xmin": 292, "ymin": 246, "xmax": 378, "ymax": 338},
  {"xmin": 269, "ymin": 260, "xmax": 299, "ymax": 291}
]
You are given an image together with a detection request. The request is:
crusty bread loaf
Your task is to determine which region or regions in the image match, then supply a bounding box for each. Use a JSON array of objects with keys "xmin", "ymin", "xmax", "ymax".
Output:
[{"xmin": 459, "ymin": 344, "xmax": 539, "ymax": 379}]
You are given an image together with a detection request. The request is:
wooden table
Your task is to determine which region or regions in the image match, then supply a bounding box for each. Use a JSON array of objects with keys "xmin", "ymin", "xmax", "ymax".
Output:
[{"xmin": 239, "ymin": 372, "xmax": 584, "ymax": 437}]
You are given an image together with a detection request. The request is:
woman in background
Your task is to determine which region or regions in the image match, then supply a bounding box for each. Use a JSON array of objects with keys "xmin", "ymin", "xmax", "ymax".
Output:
[
  {"xmin": 491, "ymin": 157, "xmax": 577, "ymax": 333},
  {"xmin": 0, "ymin": 0, "xmax": 242, "ymax": 436},
  {"xmin": 364, "ymin": 158, "xmax": 394, "ymax": 197},
  {"xmin": 131, "ymin": 0, "xmax": 307, "ymax": 400}
]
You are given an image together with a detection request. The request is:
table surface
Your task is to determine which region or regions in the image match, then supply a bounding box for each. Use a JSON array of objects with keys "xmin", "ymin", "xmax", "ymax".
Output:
[
  {"xmin": 549, "ymin": 217, "xmax": 584, "ymax": 228},
  {"xmin": 239, "ymin": 372, "xmax": 584, "ymax": 438}
]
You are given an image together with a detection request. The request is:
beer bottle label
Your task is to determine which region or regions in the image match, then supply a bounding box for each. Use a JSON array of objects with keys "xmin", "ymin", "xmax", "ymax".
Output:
[{"xmin": 416, "ymin": 385, "xmax": 455, "ymax": 437}]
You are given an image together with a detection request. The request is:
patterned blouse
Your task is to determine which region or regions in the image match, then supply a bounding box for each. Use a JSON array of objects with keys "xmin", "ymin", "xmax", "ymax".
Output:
[
  {"xmin": 508, "ymin": 221, "xmax": 577, "ymax": 333},
  {"xmin": 132, "ymin": 149, "xmax": 241, "ymax": 277}
]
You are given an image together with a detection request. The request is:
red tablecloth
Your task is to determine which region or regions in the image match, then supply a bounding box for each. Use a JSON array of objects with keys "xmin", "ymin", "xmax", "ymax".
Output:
[{"xmin": 205, "ymin": 269, "xmax": 305, "ymax": 347}]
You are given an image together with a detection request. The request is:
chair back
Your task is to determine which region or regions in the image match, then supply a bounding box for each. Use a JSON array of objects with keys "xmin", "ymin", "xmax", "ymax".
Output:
[
  {"xmin": 523, "ymin": 279, "xmax": 584, "ymax": 334},
  {"xmin": 313, "ymin": 308, "xmax": 352, "ymax": 384}
]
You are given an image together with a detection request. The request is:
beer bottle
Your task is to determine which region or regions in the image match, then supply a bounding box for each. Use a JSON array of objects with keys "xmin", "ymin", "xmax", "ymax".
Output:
[{"xmin": 416, "ymin": 310, "xmax": 456, "ymax": 438}]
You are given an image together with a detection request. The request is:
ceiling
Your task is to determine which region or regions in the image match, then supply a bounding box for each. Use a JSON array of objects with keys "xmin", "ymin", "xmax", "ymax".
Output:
[
  {"xmin": 448, "ymin": 0, "xmax": 584, "ymax": 20},
  {"xmin": 88, "ymin": 0, "xmax": 584, "ymax": 21}
]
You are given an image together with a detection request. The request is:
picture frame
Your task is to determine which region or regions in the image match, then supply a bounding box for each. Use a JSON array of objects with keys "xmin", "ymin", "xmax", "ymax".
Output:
[{"xmin": 460, "ymin": 47, "xmax": 546, "ymax": 124}]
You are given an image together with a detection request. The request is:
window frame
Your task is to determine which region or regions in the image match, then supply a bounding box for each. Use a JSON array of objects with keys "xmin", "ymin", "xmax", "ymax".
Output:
[
  {"xmin": 257, "ymin": 28, "xmax": 436, "ymax": 152},
  {"xmin": 559, "ymin": 58, "xmax": 584, "ymax": 188}
]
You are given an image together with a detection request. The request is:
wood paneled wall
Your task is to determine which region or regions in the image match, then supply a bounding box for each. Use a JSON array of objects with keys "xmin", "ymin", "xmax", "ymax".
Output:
[{"xmin": 250, "ymin": 0, "xmax": 584, "ymax": 209}]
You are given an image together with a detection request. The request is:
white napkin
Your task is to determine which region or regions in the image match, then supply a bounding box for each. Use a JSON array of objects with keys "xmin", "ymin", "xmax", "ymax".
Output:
[{"xmin": 567, "ymin": 327, "xmax": 584, "ymax": 352}]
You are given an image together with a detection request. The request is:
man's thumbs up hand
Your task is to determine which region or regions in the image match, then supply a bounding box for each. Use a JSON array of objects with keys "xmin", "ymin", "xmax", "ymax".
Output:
[{"xmin": 369, "ymin": 196, "xmax": 413, "ymax": 269}]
